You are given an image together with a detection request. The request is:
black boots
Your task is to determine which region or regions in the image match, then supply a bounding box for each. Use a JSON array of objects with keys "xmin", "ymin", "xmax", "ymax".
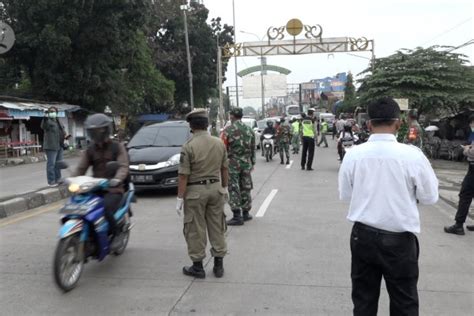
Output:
[
  {"xmin": 213, "ymin": 257, "xmax": 224, "ymax": 278},
  {"xmin": 243, "ymin": 210, "xmax": 253, "ymax": 221},
  {"xmin": 444, "ymin": 223, "xmax": 465, "ymax": 235},
  {"xmin": 286, "ymin": 159, "xmax": 290, "ymax": 164},
  {"xmin": 227, "ymin": 209, "xmax": 244, "ymax": 226},
  {"xmin": 183, "ymin": 261, "xmax": 206, "ymax": 278}
]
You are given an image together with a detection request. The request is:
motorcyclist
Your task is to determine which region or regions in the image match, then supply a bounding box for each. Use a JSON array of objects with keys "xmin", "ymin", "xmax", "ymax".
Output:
[
  {"xmin": 338, "ymin": 123, "xmax": 358, "ymax": 161},
  {"xmin": 72, "ymin": 113, "xmax": 130, "ymax": 250},
  {"xmin": 261, "ymin": 120, "xmax": 276, "ymax": 156}
]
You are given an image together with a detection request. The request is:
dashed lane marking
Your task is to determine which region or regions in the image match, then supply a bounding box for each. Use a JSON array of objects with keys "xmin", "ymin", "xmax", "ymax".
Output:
[{"xmin": 256, "ymin": 189, "xmax": 278, "ymax": 218}]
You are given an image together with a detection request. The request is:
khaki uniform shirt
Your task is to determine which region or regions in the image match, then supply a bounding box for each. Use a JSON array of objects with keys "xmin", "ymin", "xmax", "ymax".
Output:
[{"xmin": 179, "ymin": 131, "xmax": 229, "ymax": 182}]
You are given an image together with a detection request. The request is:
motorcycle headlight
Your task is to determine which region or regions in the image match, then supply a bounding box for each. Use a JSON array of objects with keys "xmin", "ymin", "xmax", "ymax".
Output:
[{"xmin": 68, "ymin": 183, "xmax": 80, "ymax": 193}]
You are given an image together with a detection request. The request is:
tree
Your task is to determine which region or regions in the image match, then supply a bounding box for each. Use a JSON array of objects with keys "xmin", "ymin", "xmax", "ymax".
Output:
[
  {"xmin": 147, "ymin": 1, "xmax": 234, "ymax": 110},
  {"xmin": 339, "ymin": 72, "xmax": 357, "ymax": 114},
  {"xmin": 0, "ymin": 0, "xmax": 174, "ymax": 113},
  {"xmin": 357, "ymin": 47, "xmax": 474, "ymax": 115}
]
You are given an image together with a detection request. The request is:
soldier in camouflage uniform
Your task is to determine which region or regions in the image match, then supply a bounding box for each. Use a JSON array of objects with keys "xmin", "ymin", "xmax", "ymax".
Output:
[
  {"xmin": 276, "ymin": 117, "xmax": 292, "ymax": 164},
  {"xmin": 221, "ymin": 107, "xmax": 256, "ymax": 226}
]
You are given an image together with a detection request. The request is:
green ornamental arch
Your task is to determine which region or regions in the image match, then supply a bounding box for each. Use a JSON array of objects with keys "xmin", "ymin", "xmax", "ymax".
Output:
[{"xmin": 237, "ymin": 65, "xmax": 291, "ymax": 77}]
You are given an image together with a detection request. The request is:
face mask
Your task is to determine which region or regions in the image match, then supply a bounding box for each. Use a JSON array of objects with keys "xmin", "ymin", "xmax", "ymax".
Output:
[
  {"xmin": 471, "ymin": 127, "xmax": 474, "ymax": 132},
  {"xmin": 48, "ymin": 112, "xmax": 57, "ymax": 119}
]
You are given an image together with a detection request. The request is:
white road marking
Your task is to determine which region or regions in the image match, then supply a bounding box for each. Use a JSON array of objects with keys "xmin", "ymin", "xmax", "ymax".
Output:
[
  {"xmin": 256, "ymin": 189, "xmax": 278, "ymax": 218},
  {"xmin": 285, "ymin": 160, "xmax": 293, "ymax": 169}
]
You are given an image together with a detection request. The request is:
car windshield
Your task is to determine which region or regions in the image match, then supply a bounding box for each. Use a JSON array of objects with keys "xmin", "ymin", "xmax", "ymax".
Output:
[
  {"xmin": 128, "ymin": 126, "xmax": 189, "ymax": 148},
  {"xmin": 287, "ymin": 107, "xmax": 300, "ymax": 115},
  {"xmin": 257, "ymin": 121, "xmax": 266, "ymax": 129}
]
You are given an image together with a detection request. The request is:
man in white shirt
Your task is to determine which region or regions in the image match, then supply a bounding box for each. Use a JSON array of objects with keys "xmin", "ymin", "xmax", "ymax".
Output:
[{"xmin": 338, "ymin": 97, "xmax": 439, "ymax": 316}]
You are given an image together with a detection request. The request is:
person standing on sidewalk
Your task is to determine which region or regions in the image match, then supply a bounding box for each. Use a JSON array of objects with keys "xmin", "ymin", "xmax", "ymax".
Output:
[
  {"xmin": 177, "ymin": 109, "xmax": 229, "ymax": 279},
  {"xmin": 404, "ymin": 109, "xmax": 423, "ymax": 149},
  {"xmin": 221, "ymin": 107, "xmax": 256, "ymax": 226},
  {"xmin": 444, "ymin": 114, "xmax": 474, "ymax": 235},
  {"xmin": 317, "ymin": 118, "xmax": 329, "ymax": 147},
  {"xmin": 338, "ymin": 97, "xmax": 439, "ymax": 316},
  {"xmin": 41, "ymin": 106, "xmax": 65, "ymax": 186},
  {"xmin": 300, "ymin": 109, "xmax": 316, "ymax": 171}
]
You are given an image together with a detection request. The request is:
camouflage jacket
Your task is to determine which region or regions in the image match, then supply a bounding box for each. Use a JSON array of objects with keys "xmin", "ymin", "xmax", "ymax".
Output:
[
  {"xmin": 276, "ymin": 124, "xmax": 292, "ymax": 144},
  {"xmin": 222, "ymin": 120, "xmax": 256, "ymax": 170}
]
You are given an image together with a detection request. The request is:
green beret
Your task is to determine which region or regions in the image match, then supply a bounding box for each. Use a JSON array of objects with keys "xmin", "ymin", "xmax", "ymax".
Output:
[{"xmin": 186, "ymin": 108, "xmax": 208, "ymax": 122}]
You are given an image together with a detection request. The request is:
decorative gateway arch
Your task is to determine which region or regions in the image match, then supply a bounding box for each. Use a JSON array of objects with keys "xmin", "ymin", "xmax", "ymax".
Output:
[{"xmin": 216, "ymin": 19, "xmax": 374, "ymax": 121}]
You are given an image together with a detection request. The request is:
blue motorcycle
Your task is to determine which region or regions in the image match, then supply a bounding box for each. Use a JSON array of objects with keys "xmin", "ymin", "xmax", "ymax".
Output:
[{"xmin": 53, "ymin": 175, "xmax": 135, "ymax": 292}]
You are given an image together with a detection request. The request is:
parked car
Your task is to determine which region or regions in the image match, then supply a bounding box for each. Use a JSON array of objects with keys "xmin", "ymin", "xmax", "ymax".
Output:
[{"xmin": 127, "ymin": 121, "xmax": 191, "ymax": 190}]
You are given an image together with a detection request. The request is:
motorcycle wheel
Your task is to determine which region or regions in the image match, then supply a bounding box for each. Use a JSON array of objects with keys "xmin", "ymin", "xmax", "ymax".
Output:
[
  {"xmin": 265, "ymin": 148, "xmax": 270, "ymax": 162},
  {"xmin": 113, "ymin": 214, "xmax": 130, "ymax": 256},
  {"xmin": 53, "ymin": 233, "xmax": 84, "ymax": 292}
]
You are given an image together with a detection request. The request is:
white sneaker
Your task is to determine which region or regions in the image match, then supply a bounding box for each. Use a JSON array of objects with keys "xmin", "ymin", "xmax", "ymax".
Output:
[{"xmin": 48, "ymin": 183, "xmax": 58, "ymax": 187}]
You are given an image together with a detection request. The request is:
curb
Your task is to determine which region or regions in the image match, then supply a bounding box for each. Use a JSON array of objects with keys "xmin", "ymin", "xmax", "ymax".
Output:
[{"xmin": 0, "ymin": 186, "xmax": 71, "ymax": 219}]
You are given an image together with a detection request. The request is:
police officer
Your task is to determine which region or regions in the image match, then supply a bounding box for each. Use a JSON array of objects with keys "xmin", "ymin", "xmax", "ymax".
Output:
[
  {"xmin": 291, "ymin": 118, "xmax": 301, "ymax": 154},
  {"xmin": 301, "ymin": 109, "xmax": 316, "ymax": 170},
  {"xmin": 276, "ymin": 117, "xmax": 292, "ymax": 164},
  {"xmin": 177, "ymin": 109, "xmax": 229, "ymax": 278},
  {"xmin": 221, "ymin": 107, "xmax": 256, "ymax": 226}
]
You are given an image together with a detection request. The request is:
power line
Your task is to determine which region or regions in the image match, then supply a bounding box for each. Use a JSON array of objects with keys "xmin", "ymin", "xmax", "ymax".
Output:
[
  {"xmin": 447, "ymin": 39, "xmax": 474, "ymax": 52},
  {"xmin": 420, "ymin": 17, "xmax": 472, "ymax": 46}
]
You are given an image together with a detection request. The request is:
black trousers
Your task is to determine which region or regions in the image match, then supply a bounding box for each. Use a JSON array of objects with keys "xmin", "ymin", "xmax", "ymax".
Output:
[
  {"xmin": 104, "ymin": 193, "xmax": 123, "ymax": 234},
  {"xmin": 455, "ymin": 164, "xmax": 474, "ymax": 224},
  {"xmin": 301, "ymin": 136, "xmax": 315, "ymax": 168},
  {"xmin": 351, "ymin": 222, "xmax": 419, "ymax": 316}
]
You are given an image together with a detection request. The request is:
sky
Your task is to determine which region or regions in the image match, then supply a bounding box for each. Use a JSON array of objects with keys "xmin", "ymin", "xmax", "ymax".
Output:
[{"xmin": 202, "ymin": 0, "xmax": 473, "ymax": 108}]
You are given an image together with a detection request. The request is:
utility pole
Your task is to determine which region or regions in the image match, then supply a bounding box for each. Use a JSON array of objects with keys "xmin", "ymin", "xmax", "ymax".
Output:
[
  {"xmin": 260, "ymin": 55, "xmax": 266, "ymax": 118},
  {"xmin": 181, "ymin": 4, "xmax": 194, "ymax": 110},
  {"xmin": 217, "ymin": 46, "xmax": 225, "ymax": 130},
  {"xmin": 232, "ymin": 0, "xmax": 239, "ymax": 107}
]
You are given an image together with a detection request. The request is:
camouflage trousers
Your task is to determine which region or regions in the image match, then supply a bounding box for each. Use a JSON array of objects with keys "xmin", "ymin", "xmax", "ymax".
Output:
[
  {"xmin": 291, "ymin": 135, "xmax": 300, "ymax": 151},
  {"xmin": 279, "ymin": 141, "xmax": 290, "ymax": 160},
  {"xmin": 228, "ymin": 168, "xmax": 253, "ymax": 212}
]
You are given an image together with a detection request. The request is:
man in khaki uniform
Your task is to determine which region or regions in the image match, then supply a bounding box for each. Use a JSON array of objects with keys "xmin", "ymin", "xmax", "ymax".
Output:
[{"xmin": 176, "ymin": 108, "xmax": 229, "ymax": 279}]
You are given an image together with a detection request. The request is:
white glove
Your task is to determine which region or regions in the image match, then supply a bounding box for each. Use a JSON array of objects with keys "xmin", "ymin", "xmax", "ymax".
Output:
[
  {"xmin": 223, "ymin": 187, "xmax": 229, "ymax": 202},
  {"xmin": 176, "ymin": 197, "xmax": 184, "ymax": 216}
]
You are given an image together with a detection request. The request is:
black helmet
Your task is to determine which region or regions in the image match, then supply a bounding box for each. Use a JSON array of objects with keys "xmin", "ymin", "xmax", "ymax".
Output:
[
  {"xmin": 229, "ymin": 107, "xmax": 243, "ymax": 118},
  {"xmin": 266, "ymin": 120, "xmax": 274, "ymax": 127},
  {"xmin": 280, "ymin": 117, "xmax": 286, "ymax": 123},
  {"xmin": 85, "ymin": 113, "xmax": 113, "ymax": 144}
]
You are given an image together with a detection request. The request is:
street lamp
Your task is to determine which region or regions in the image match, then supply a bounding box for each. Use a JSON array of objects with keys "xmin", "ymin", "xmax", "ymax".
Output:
[
  {"xmin": 180, "ymin": 3, "xmax": 194, "ymax": 110},
  {"xmin": 240, "ymin": 30, "xmax": 266, "ymax": 118}
]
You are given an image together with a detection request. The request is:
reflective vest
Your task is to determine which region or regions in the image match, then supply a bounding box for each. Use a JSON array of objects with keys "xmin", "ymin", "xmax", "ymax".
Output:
[
  {"xmin": 292, "ymin": 121, "xmax": 300, "ymax": 133},
  {"xmin": 321, "ymin": 121, "xmax": 328, "ymax": 133},
  {"xmin": 302, "ymin": 119, "xmax": 315, "ymax": 138}
]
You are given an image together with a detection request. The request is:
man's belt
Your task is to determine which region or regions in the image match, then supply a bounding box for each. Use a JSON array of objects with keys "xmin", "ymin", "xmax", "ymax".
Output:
[
  {"xmin": 354, "ymin": 222, "xmax": 409, "ymax": 236},
  {"xmin": 187, "ymin": 179, "xmax": 220, "ymax": 186}
]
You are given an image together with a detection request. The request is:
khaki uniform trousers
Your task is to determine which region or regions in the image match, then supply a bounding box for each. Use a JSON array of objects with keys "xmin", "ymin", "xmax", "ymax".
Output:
[{"xmin": 183, "ymin": 182, "xmax": 227, "ymax": 262}]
